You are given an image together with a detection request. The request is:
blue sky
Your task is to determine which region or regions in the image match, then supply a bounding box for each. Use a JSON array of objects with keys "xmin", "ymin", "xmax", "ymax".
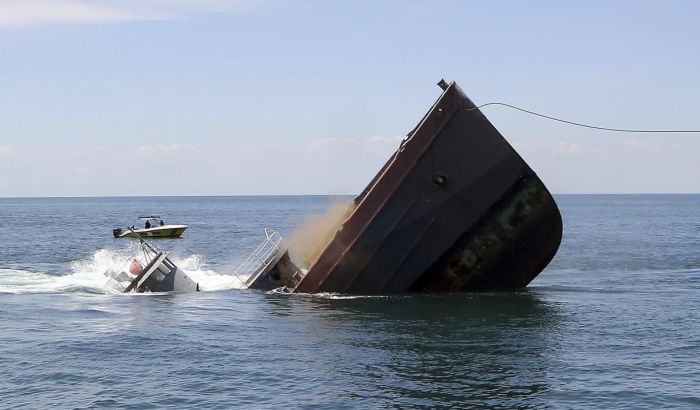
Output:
[{"xmin": 1, "ymin": 0, "xmax": 699, "ymax": 196}]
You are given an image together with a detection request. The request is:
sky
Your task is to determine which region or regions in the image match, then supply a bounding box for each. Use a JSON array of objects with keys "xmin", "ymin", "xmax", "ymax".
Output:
[{"xmin": 0, "ymin": 0, "xmax": 699, "ymax": 196}]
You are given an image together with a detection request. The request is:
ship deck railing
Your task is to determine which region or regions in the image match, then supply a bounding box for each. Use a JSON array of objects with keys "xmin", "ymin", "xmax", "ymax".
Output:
[{"xmin": 230, "ymin": 228, "xmax": 285, "ymax": 286}]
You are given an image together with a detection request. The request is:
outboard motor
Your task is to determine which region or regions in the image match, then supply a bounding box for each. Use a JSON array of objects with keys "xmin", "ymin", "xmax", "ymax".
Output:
[{"xmin": 112, "ymin": 228, "xmax": 123, "ymax": 238}]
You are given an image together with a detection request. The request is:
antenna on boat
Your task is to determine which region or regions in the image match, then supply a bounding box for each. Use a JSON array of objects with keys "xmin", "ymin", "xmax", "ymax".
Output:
[{"xmin": 126, "ymin": 227, "xmax": 162, "ymax": 260}]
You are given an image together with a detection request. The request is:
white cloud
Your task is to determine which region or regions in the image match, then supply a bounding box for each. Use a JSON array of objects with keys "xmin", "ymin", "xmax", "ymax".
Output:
[
  {"xmin": 549, "ymin": 141, "xmax": 582, "ymax": 155},
  {"xmin": 306, "ymin": 137, "xmax": 360, "ymax": 152},
  {"xmin": 512, "ymin": 140, "xmax": 584, "ymax": 156},
  {"xmin": 306, "ymin": 136, "xmax": 401, "ymax": 153},
  {"xmin": 0, "ymin": 137, "xmax": 400, "ymax": 196},
  {"xmin": 367, "ymin": 135, "xmax": 403, "ymax": 145},
  {"xmin": 134, "ymin": 143, "xmax": 196, "ymax": 155},
  {"xmin": 623, "ymin": 137, "xmax": 661, "ymax": 153},
  {"xmin": 2, "ymin": 135, "xmax": 698, "ymax": 196},
  {"xmin": 71, "ymin": 166, "xmax": 89, "ymax": 175},
  {"xmin": 0, "ymin": 0, "xmax": 156, "ymax": 26},
  {"xmin": 143, "ymin": 0, "xmax": 267, "ymax": 12},
  {"xmin": 0, "ymin": 0, "xmax": 267, "ymax": 27},
  {"xmin": 232, "ymin": 142, "xmax": 283, "ymax": 153}
]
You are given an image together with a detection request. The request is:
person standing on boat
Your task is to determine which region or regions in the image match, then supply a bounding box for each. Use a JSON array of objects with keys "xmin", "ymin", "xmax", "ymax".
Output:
[
  {"xmin": 159, "ymin": 219, "xmax": 164, "ymax": 226},
  {"xmin": 145, "ymin": 220, "xmax": 151, "ymax": 229}
]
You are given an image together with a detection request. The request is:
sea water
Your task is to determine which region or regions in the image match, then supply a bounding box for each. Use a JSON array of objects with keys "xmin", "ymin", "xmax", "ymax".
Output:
[{"xmin": 0, "ymin": 195, "xmax": 698, "ymax": 408}]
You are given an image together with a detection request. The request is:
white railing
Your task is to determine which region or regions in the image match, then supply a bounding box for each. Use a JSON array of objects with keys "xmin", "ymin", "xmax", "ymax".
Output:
[{"xmin": 230, "ymin": 228, "xmax": 285, "ymax": 287}]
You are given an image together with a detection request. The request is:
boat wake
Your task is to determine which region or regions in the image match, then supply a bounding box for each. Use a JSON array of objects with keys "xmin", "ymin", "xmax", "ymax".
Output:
[{"xmin": 0, "ymin": 248, "xmax": 246, "ymax": 295}]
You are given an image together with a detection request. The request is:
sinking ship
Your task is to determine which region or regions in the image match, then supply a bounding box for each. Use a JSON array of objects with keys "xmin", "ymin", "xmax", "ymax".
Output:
[
  {"xmin": 240, "ymin": 80, "xmax": 562, "ymax": 293},
  {"xmin": 105, "ymin": 230, "xmax": 199, "ymax": 293}
]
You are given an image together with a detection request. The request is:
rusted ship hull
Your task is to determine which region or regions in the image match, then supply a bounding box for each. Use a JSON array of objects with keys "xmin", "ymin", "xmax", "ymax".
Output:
[{"xmin": 290, "ymin": 81, "xmax": 562, "ymax": 293}]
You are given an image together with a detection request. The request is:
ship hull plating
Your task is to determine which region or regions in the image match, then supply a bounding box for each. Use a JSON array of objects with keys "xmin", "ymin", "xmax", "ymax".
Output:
[{"xmin": 293, "ymin": 81, "xmax": 562, "ymax": 293}]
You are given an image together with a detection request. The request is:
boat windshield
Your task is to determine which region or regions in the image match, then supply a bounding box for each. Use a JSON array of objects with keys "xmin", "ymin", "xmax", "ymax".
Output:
[{"xmin": 138, "ymin": 216, "xmax": 165, "ymax": 226}]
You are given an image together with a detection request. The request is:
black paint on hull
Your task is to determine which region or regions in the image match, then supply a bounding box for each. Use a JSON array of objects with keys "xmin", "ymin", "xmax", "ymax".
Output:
[{"xmin": 289, "ymin": 81, "xmax": 562, "ymax": 294}]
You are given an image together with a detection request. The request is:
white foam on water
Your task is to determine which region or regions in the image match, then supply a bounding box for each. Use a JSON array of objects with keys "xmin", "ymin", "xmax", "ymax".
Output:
[
  {"xmin": 0, "ymin": 269, "xmax": 60, "ymax": 294},
  {"xmin": 0, "ymin": 247, "xmax": 246, "ymax": 295},
  {"xmin": 302, "ymin": 292, "xmax": 394, "ymax": 300},
  {"xmin": 173, "ymin": 254, "xmax": 248, "ymax": 291}
]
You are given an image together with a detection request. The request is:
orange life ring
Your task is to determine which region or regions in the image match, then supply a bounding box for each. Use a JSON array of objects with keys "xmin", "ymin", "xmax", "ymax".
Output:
[{"xmin": 129, "ymin": 259, "xmax": 144, "ymax": 276}]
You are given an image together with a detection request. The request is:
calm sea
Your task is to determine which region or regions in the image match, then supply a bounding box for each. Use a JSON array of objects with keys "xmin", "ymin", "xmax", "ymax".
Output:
[{"xmin": 0, "ymin": 195, "xmax": 698, "ymax": 408}]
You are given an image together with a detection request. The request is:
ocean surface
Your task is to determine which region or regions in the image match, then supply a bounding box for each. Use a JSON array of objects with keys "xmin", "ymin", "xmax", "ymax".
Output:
[{"xmin": 0, "ymin": 195, "xmax": 698, "ymax": 409}]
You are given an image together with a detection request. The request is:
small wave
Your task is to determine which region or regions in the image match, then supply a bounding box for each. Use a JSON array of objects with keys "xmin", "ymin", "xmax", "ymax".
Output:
[
  {"xmin": 0, "ymin": 268, "xmax": 119, "ymax": 295},
  {"xmin": 547, "ymin": 266, "xmax": 700, "ymax": 275},
  {"xmin": 0, "ymin": 248, "xmax": 248, "ymax": 295},
  {"xmin": 528, "ymin": 284, "xmax": 650, "ymax": 295},
  {"xmin": 296, "ymin": 292, "xmax": 397, "ymax": 300}
]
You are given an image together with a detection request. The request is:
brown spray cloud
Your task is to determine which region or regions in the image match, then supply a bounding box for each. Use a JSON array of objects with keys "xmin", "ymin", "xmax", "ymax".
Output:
[{"xmin": 287, "ymin": 201, "xmax": 355, "ymax": 268}]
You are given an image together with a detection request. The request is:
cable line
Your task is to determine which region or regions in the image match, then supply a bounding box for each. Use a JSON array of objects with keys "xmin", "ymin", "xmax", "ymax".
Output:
[{"xmin": 468, "ymin": 102, "xmax": 700, "ymax": 133}]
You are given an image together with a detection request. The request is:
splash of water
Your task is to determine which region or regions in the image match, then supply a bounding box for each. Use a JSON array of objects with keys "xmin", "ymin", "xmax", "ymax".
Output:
[{"xmin": 0, "ymin": 247, "xmax": 245, "ymax": 295}]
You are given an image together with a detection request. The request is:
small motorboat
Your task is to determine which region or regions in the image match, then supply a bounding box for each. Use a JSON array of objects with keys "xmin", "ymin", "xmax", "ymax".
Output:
[
  {"xmin": 104, "ymin": 230, "xmax": 199, "ymax": 293},
  {"xmin": 113, "ymin": 215, "xmax": 187, "ymax": 238}
]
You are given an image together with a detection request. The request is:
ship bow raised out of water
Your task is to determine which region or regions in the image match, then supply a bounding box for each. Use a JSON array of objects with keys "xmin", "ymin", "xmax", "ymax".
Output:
[{"xmin": 247, "ymin": 80, "xmax": 562, "ymax": 293}]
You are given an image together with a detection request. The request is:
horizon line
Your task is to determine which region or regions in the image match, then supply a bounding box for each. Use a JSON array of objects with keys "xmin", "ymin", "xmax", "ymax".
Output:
[{"xmin": 1, "ymin": 192, "xmax": 699, "ymax": 200}]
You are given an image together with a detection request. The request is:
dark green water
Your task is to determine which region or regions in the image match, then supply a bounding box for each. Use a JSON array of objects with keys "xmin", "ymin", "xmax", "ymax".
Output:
[{"xmin": 0, "ymin": 195, "xmax": 698, "ymax": 408}]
